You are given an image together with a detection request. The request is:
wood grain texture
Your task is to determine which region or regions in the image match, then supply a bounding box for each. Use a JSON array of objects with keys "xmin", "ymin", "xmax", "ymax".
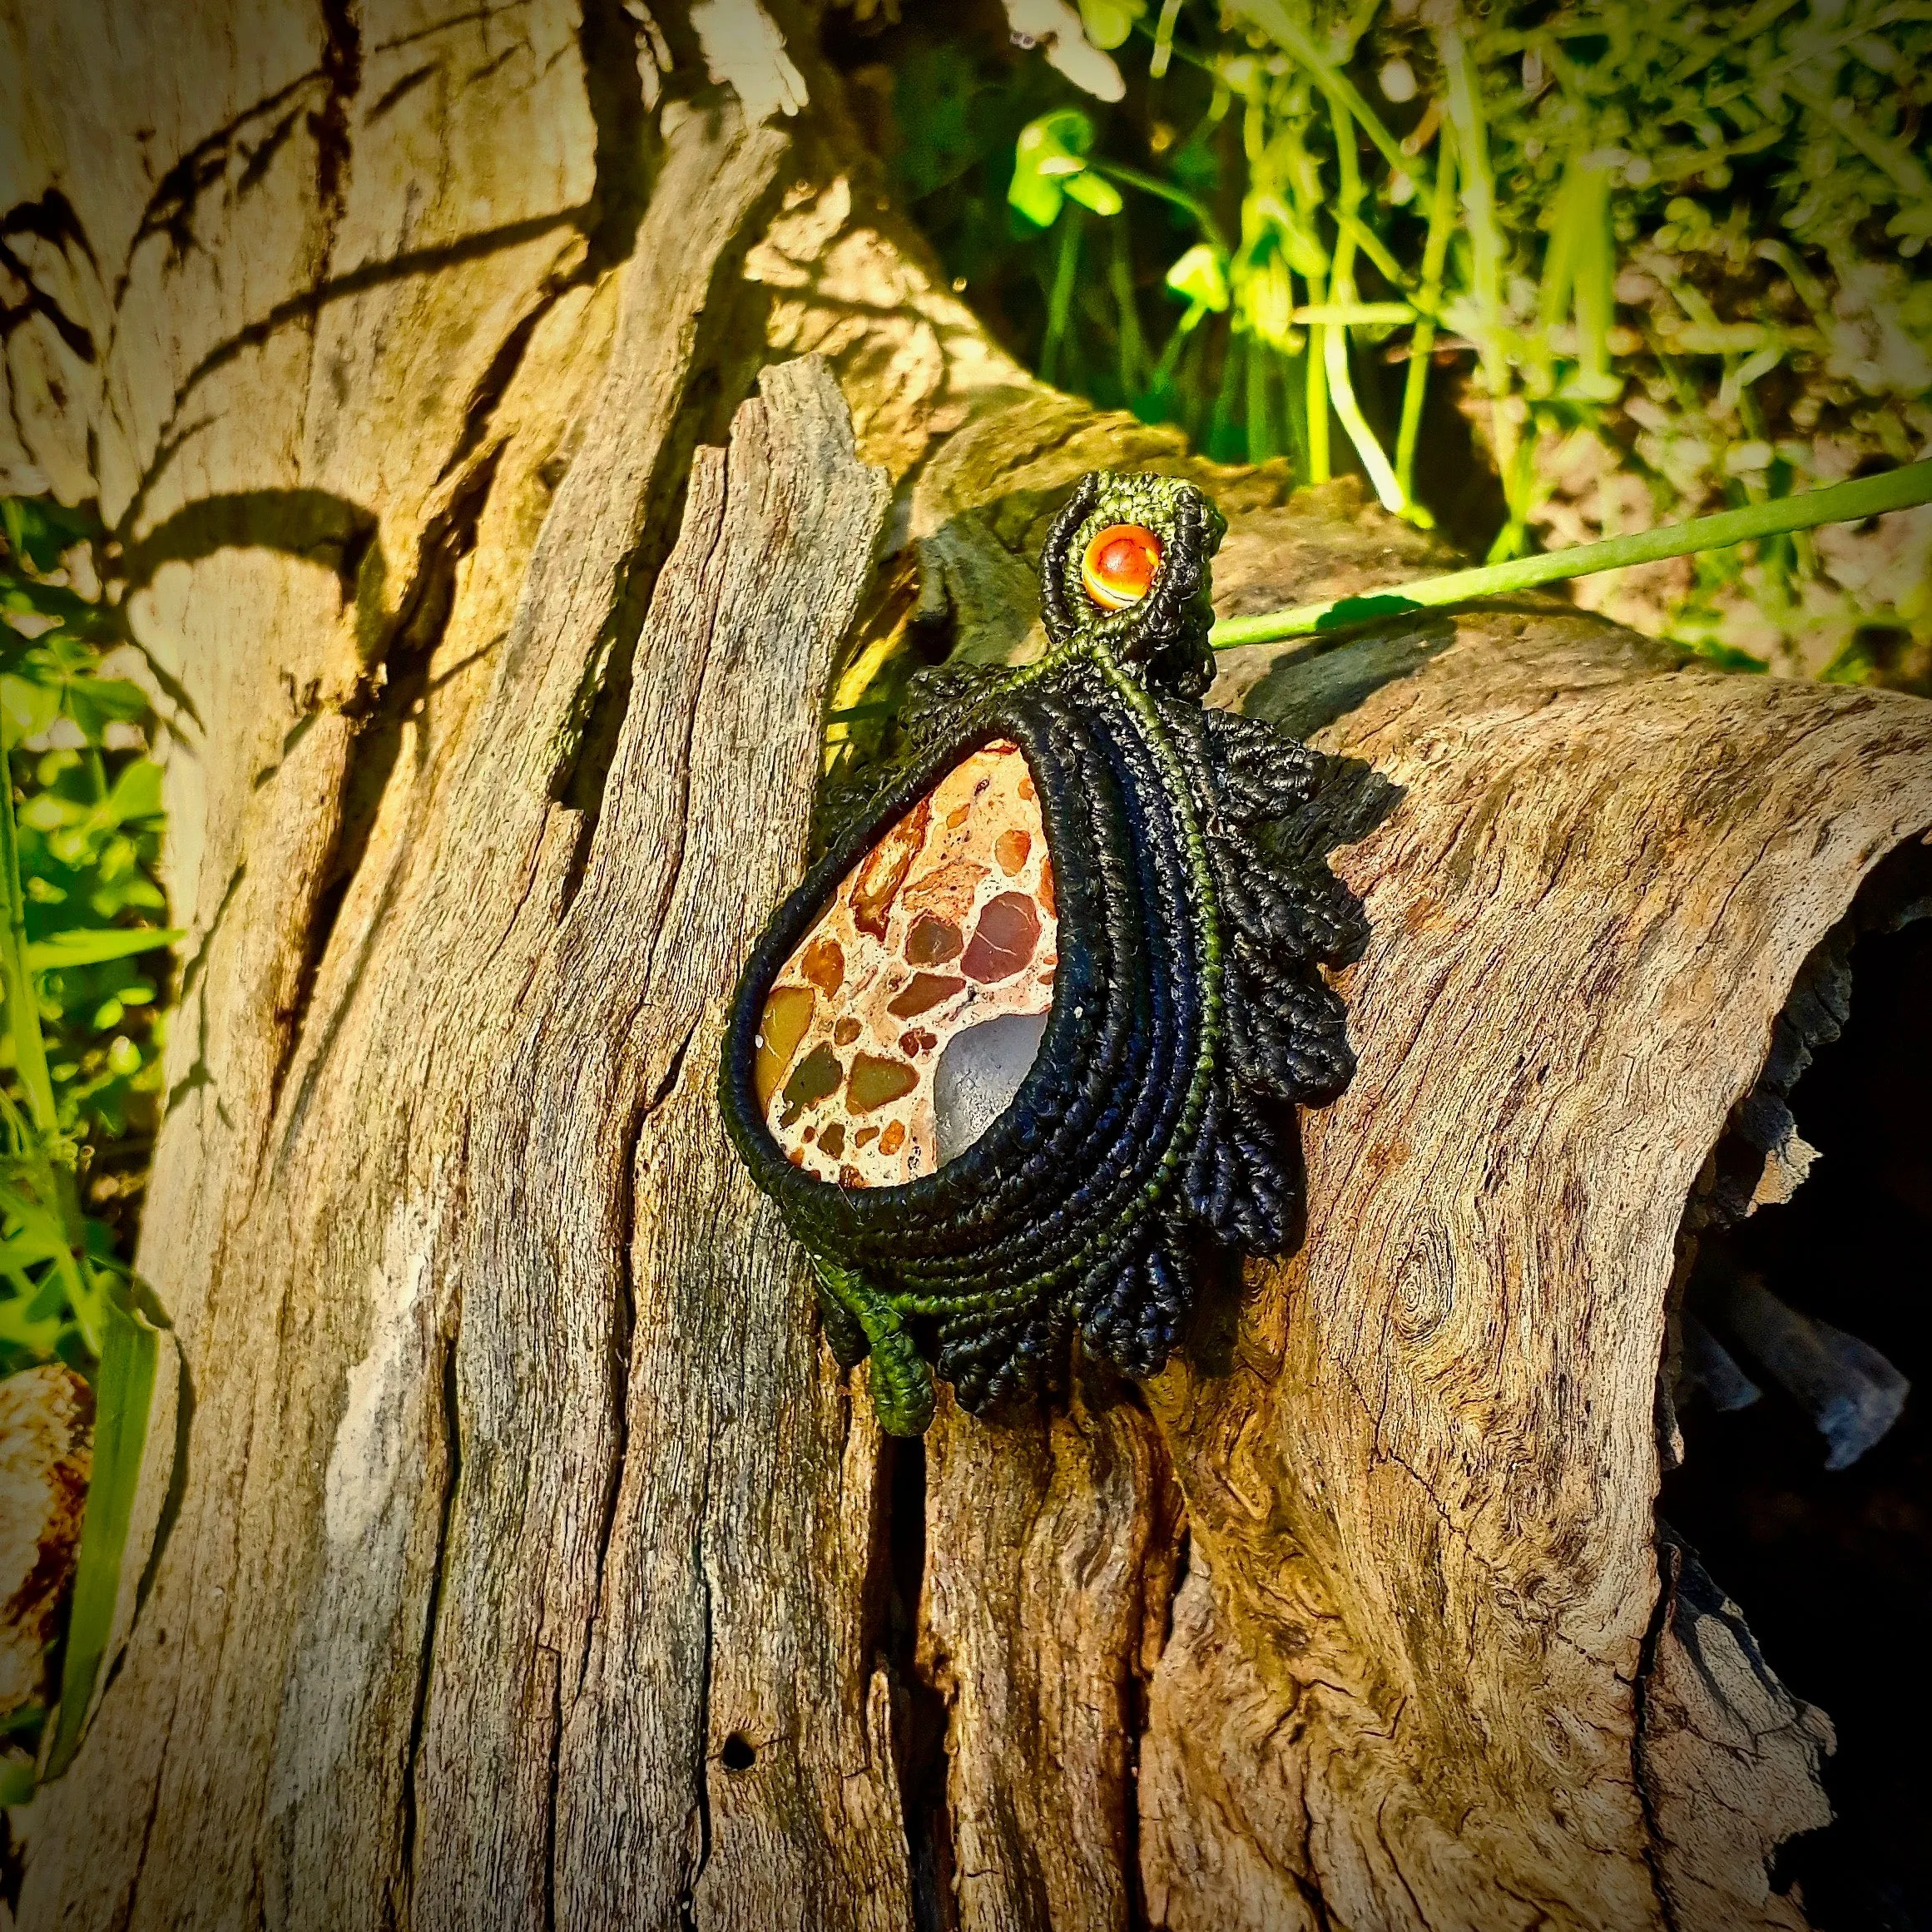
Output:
[
  {"xmin": 1637, "ymin": 1532, "xmax": 1835, "ymax": 1932},
  {"xmin": 889, "ymin": 481, "xmax": 1923, "ymax": 1932},
  {"xmin": 4, "ymin": 4, "xmax": 909, "ymax": 1920},
  {"xmin": 1136, "ymin": 496, "xmax": 1932, "ymax": 1930},
  {"xmin": 919, "ymin": 1377, "xmax": 1181, "ymax": 1932},
  {"xmin": 536, "ymin": 355, "xmax": 907, "ymax": 1932},
  {"xmin": 4, "ymin": 2, "xmax": 1929, "ymax": 1926}
]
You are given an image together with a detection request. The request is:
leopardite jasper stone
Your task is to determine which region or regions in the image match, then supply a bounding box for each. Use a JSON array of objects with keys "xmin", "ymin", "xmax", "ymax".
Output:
[
  {"xmin": 751, "ymin": 740, "xmax": 1057, "ymax": 1190},
  {"xmin": 721, "ymin": 469, "xmax": 1366, "ymax": 1436}
]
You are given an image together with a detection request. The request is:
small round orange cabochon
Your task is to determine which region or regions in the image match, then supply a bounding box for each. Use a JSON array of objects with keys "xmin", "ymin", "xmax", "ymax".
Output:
[{"xmin": 1080, "ymin": 523, "xmax": 1162, "ymax": 610}]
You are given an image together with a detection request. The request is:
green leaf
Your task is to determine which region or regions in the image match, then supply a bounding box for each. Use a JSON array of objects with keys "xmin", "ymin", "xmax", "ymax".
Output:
[
  {"xmin": 64, "ymin": 677, "xmax": 149, "ymax": 742},
  {"xmin": 0, "ymin": 674, "xmax": 59, "ymax": 747},
  {"xmin": 1077, "ymin": 0, "xmax": 1143, "ymax": 52},
  {"xmin": 1, "ymin": 499, "xmax": 97, "ymax": 575},
  {"xmin": 105, "ymin": 757, "xmax": 165, "ymax": 825},
  {"xmin": 0, "ymin": 1283, "xmax": 63, "ymax": 1352},
  {"xmin": 0, "ymin": 1702, "xmax": 42, "ymax": 1742},
  {"xmin": 1314, "ymin": 593, "xmax": 1424, "ymax": 632},
  {"xmin": 1246, "ymin": 191, "xmax": 1328, "ymax": 279},
  {"xmin": 18, "ymin": 793, "xmax": 86, "ymax": 832},
  {"xmin": 1065, "ymin": 171, "xmax": 1124, "ymax": 216},
  {"xmin": 1692, "ymin": 641, "xmax": 1771, "ymax": 674},
  {"xmin": 92, "ymin": 875, "xmax": 166, "ymax": 916},
  {"xmin": 0, "ymin": 1212, "xmax": 72, "ymax": 1272},
  {"xmin": 46, "ymin": 1299, "xmax": 161, "ymax": 1778},
  {"xmin": 1010, "ymin": 110, "xmax": 1100, "ymax": 229},
  {"xmin": 0, "ymin": 579, "xmax": 103, "ymax": 632},
  {"xmin": 1166, "ymin": 243, "xmax": 1231, "ymax": 311},
  {"xmin": 24, "ymin": 927, "xmax": 182, "ymax": 972},
  {"xmin": 0, "ymin": 631, "xmax": 146, "ymax": 748}
]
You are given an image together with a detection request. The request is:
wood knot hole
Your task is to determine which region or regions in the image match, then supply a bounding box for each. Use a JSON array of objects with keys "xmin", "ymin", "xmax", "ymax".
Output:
[{"xmin": 721, "ymin": 1732, "xmax": 755, "ymax": 1772}]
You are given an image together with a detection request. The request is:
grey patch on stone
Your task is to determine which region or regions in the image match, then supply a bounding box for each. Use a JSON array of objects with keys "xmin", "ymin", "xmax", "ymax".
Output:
[{"xmin": 934, "ymin": 1013, "xmax": 1049, "ymax": 1167}]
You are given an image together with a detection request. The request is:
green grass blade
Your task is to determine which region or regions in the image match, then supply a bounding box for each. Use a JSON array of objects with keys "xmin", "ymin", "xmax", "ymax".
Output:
[
  {"xmin": 1325, "ymin": 327, "xmax": 1404, "ymax": 513},
  {"xmin": 0, "ymin": 755, "xmax": 57, "ymax": 1139},
  {"xmin": 1439, "ymin": 25, "xmax": 1526, "ymax": 553},
  {"xmin": 1397, "ymin": 127, "xmax": 1457, "ymax": 506},
  {"xmin": 24, "ymin": 928, "xmax": 184, "ymax": 972},
  {"xmin": 1149, "ymin": 0, "xmax": 1183, "ymax": 78},
  {"xmin": 1294, "ymin": 301, "xmax": 1414, "ymax": 325},
  {"xmin": 1094, "ymin": 161, "xmax": 1227, "ymax": 253},
  {"xmin": 1245, "ymin": 337, "xmax": 1277, "ymax": 463},
  {"xmin": 1211, "ymin": 460, "xmax": 1932, "ymax": 650},
  {"xmin": 44, "ymin": 1298, "xmax": 161, "ymax": 1778},
  {"xmin": 1040, "ymin": 213, "xmax": 1082, "ymax": 389},
  {"xmin": 1319, "ymin": 93, "xmax": 1405, "ymax": 514}
]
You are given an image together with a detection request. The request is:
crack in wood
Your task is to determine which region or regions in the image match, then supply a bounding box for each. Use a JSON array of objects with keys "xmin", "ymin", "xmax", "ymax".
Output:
[
  {"xmin": 1635, "ymin": 1538, "xmax": 1706, "ymax": 1932},
  {"xmin": 548, "ymin": 160, "xmax": 799, "ymax": 848},
  {"xmin": 266, "ymin": 444, "xmax": 506, "ymax": 1139},
  {"xmin": 886, "ymin": 1434, "xmax": 957, "ymax": 1932},
  {"xmin": 567, "ymin": 1018, "xmax": 693, "ymax": 1717},
  {"xmin": 399, "ymin": 1335, "xmax": 462, "ymax": 1922},
  {"xmin": 677, "ymin": 1429, "xmax": 719, "ymax": 1932}
]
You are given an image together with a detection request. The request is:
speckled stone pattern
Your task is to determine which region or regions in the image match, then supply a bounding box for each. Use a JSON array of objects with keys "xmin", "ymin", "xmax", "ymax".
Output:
[{"xmin": 755, "ymin": 741, "xmax": 1058, "ymax": 1187}]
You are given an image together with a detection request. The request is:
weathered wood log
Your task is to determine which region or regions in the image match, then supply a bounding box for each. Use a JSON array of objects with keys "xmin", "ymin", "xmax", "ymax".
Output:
[
  {"xmin": 3, "ymin": 4, "xmax": 1930, "ymax": 1929},
  {"xmin": 1140, "ymin": 542, "xmax": 1932, "ymax": 1929}
]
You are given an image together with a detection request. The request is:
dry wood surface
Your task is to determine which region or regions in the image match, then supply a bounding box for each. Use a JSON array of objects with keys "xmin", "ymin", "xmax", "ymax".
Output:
[{"xmin": 2, "ymin": 4, "xmax": 1930, "ymax": 1930}]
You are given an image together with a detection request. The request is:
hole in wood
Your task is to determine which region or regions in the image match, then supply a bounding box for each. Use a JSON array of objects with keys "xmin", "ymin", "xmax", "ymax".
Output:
[
  {"xmin": 1663, "ymin": 838, "xmax": 1932, "ymax": 1928},
  {"xmin": 720, "ymin": 1732, "xmax": 755, "ymax": 1773}
]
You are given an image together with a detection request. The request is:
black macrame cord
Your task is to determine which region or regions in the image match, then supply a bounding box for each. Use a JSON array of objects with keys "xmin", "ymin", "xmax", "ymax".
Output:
[{"xmin": 720, "ymin": 471, "xmax": 1365, "ymax": 1435}]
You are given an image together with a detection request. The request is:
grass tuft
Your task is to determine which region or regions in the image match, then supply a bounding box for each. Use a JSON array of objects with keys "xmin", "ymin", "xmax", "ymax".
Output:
[
  {"xmin": 832, "ymin": 0, "xmax": 1932, "ymax": 681},
  {"xmin": 0, "ymin": 497, "xmax": 174, "ymax": 1787}
]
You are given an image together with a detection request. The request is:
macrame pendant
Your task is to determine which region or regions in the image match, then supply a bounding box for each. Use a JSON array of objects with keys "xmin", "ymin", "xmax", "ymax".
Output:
[{"xmin": 720, "ymin": 472, "xmax": 1365, "ymax": 1434}]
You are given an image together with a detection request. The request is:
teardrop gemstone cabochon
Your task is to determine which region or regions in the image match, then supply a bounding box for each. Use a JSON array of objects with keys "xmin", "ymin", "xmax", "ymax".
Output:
[
  {"xmin": 721, "ymin": 469, "xmax": 1365, "ymax": 1435},
  {"xmin": 755, "ymin": 741, "xmax": 1058, "ymax": 1189}
]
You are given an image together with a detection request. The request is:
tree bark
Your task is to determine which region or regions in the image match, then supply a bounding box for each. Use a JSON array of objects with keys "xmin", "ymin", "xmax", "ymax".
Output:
[{"xmin": 2, "ymin": 5, "xmax": 1929, "ymax": 1930}]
